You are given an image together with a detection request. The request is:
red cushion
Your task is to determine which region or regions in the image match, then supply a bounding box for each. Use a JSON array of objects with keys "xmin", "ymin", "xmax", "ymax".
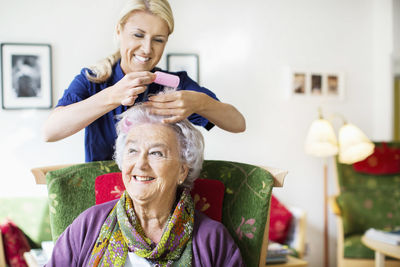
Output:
[
  {"xmin": 190, "ymin": 178, "xmax": 225, "ymax": 222},
  {"xmin": 353, "ymin": 142, "xmax": 400, "ymax": 174},
  {"xmin": 0, "ymin": 220, "xmax": 30, "ymax": 267},
  {"xmin": 268, "ymin": 194, "xmax": 293, "ymax": 244},
  {"xmin": 95, "ymin": 172, "xmax": 125, "ymax": 205},
  {"xmin": 95, "ymin": 173, "xmax": 225, "ymax": 222}
]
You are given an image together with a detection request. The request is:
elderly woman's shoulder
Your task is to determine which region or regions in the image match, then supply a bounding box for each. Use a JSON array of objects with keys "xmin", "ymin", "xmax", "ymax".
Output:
[
  {"xmin": 192, "ymin": 210, "xmax": 245, "ymax": 266},
  {"xmin": 193, "ymin": 210, "xmax": 234, "ymax": 241},
  {"xmin": 74, "ymin": 199, "xmax": 118, "ymax": 226}
]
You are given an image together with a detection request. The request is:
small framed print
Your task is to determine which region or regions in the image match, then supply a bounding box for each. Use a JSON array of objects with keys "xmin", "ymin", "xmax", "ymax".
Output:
[
  {"xmin": 167, "ymin": 53, "xmax": 199, "ymax": 83},
  {"xmin": 1, "ymin": 43, "xmax": 52, "ymax": 109},
  {"xmin": 326, "ymin": 74, "xmax": 340, "ymax": 96},
  {"xmin": 292, "ymin": 72, "xmax": 307, "ymax": 95},
  {"xmin": 311, "ymin": 74, "xmax": 323, "ymax": 95}
]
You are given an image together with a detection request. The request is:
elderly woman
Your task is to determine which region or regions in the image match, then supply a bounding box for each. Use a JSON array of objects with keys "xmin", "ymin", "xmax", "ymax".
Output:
[
  {"xmin": 43, "ymin": 0, "xmax": 246, "ymax": 163},
  {"xmin": 46, "ymin": 105, "xmax": 244, "ymax": 267}
]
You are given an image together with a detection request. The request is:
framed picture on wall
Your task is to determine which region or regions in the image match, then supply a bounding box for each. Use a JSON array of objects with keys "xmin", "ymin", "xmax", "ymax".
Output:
[
  {"xmin": 167, "ymin": 53, "xmax": 199, "ymax": 83},
  {"xmin": 1, "ymin": 43, "xmax": 52, "ymax": 109},
  {"xmin": 311, "ymin": 73, "xmax": 323, "ymax": 95},
  {"xmin": 292, "ymin": 72, "xmax": 307, "ymax": 95}
]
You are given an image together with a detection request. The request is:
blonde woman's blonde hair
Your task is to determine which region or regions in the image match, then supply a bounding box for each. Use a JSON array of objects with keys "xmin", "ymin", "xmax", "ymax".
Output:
[{"xmin": 86, "ymin": 0, "xmax": 174, "ymax": 83}]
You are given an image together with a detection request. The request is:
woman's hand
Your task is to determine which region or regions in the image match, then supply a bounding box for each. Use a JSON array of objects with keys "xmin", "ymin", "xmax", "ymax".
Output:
[
  {"xmin": 145, "ymin": 90, "xmax": 246, "ymax": 133},
  {"xmin": 110, "ymin": 71, "xmax": 156, "ymax": 106},
  {"xmin": 145, "ymin": 90, "xmax": 204, "ymax": 123}
]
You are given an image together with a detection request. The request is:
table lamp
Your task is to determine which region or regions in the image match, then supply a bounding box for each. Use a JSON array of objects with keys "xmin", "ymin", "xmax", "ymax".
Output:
[{"xmin": 304, "ymin": 110, "xmax": 375, "ymax": 267}]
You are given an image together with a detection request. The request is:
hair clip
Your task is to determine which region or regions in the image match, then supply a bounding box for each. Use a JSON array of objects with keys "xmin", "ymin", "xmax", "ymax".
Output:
[{"xmin": 121, "ymin": 118, "xmax": 132, "ymax": 134}]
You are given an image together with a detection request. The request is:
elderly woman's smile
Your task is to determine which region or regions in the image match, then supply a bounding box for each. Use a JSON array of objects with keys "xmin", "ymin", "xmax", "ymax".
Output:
[{"xmin": 122, "ymin": 123, "xmax": 188, "ymax": 204}]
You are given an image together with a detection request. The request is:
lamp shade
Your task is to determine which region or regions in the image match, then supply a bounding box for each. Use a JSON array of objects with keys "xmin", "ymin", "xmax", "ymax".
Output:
[
  {"xmin": 305, "ymin": 119, "xmax": 338, "ymax": 157},
  {"xmin": 338, "ymin": 123, "xmax": 375, "ymax": 164}
]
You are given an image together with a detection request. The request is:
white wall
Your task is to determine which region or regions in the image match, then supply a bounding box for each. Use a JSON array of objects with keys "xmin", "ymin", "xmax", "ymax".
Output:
[{"xmin": 0, "ymin": 0, "xmax": 394, "ymax": 266}]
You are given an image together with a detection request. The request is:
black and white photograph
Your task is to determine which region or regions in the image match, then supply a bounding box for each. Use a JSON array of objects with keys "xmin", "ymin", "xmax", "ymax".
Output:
[
  {"xmin": 1, "ymin": 43, "xmax": 52, "ymax": 109},
  {"xmin": 167, "ymin": 53, "xmax": 199, "ymax": 83}
]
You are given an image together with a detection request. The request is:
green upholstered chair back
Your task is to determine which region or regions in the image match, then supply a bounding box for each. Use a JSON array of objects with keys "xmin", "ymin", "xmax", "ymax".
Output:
[
  {"xmin": 46, "ymin": 160, "xmax": 274, "ymax": 267},
  {"xmin": 335, "ymin": 142, "xmax": 400, "ymax": 259}
]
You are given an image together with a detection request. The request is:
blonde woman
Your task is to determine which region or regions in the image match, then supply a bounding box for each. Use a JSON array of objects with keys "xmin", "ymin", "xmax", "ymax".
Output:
[{"xmin": 43, "ymin": 0, "xmax": 246, "ymax": 162}]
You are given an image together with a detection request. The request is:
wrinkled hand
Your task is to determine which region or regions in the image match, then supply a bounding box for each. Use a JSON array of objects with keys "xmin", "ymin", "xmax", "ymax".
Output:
[
  {"xmin": 110, "ymin": 71, "xmax": 156, "ymax": 106},
  {"xmin": 145, "ymin": 90, "xmax": 205, "ymax": 123}
]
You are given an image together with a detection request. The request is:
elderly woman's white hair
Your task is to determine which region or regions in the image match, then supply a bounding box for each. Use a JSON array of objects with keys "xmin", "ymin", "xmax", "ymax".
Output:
[{"xmin": 114, "ymin": 104, "xmax": 204, "ymax": 188}]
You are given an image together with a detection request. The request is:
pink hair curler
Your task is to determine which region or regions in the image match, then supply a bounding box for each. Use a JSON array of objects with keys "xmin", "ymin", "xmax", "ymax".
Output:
[
  {"xmin": 121, "ymin": 118, "xmax": 133, "ymax": 134},
  {"xmin": 153, "ymin": 71, "xmax": 180, "ymax": 89}
]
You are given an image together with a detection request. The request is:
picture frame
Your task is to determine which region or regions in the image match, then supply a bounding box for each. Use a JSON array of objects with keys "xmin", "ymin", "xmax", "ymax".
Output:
[
  {"xmin": 1, "ymin": 43, "xmax": 52, "ymax": 109},
  {"xmin": 289, "ymin": 69, "xmax": 344, "ymax": 99},
  {"xmin": 292, "ymin": 72, "xmax": 307, "ymax": 95},
  {"xmin": 167, "ymin": 53, "xmax": 199, "ymax": 83}
]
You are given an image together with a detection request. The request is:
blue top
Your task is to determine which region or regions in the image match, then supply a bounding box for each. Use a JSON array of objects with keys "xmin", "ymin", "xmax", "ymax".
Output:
[{"xmin": 57, "ymin": 61, "xmax": 218, "ymax": 162}]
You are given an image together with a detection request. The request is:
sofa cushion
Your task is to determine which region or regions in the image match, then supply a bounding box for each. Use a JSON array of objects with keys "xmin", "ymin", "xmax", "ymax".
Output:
[
  {"xmin": 268, "ymin": 194, "xmax": 293, "ymax": 244},
  {"xmin": 191, "ymin": 178, "xmax": 225, "ymax": 222},
  {"xmin": 0, "ymin": 220, "xmax": 31, "ymax": 266},
  {"xmin": 353, "ymin": 142, "xmax": 400, "ymax": 175},
  {"xmin": 95, "ymin": 172, "xmax": 125, "ymax": 205},
  {"xmin": 337, "ymin": 190, "xmax": 400, "ymax": 235}
]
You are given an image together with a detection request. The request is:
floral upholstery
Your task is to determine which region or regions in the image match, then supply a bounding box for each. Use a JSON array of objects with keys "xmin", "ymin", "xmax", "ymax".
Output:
[
  {"xmin": 46, "ymin": 161, "xmax": 120, "ymax": 241},
  {"xmin": 45, "ymin": 160, "xmax": 274, "ymax": 267},
  {"xmin": 336, "ymin": 142, "xmax": 400, "ymax": 259}
]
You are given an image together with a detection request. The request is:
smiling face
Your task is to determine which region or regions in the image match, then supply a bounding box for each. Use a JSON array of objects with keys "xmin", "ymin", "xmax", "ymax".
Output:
[
  {"xmin": 117, "ymin": 10, "xmax": 169, "ymax": 73},
  {"xmin": 121, "ymin": 123, "xmax": 188, "ymax": 205}
]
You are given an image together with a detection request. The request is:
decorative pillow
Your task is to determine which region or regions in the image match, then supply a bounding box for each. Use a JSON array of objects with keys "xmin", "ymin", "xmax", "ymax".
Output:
[
  {"xmin": 94, "ymin": 173, "xmax": 225, "ymax": 222},
  {"xmin": 353, "ymin": 142, "xmax": 400, "ymax": 174},
  {"xmin": 0, "ymin": 220, "xmax": 31, "ymax": 267},
  {"xmin": 95, "ymin": 172, "xmax": 125, "ymax": 205},
  {"xmin": 337, "ymin": 190, "xmax": 400, "ymax": 235},
  {"xmin": 190, "ymin": 178, "xmax": 225, "ymax": 222},
  {"xmin": 268, "ymin": 194, "xmax": 293, "ymax": 244}
]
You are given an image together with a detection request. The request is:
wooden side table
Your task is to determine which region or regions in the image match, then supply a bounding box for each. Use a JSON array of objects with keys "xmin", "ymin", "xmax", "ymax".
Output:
[
  {"xmin": 266, "ymin": 255, "xmax": 308, "ymax": 267},
  {"xmin": 361, "ymin": 235, "xmax": 400, "ymax": 267}
]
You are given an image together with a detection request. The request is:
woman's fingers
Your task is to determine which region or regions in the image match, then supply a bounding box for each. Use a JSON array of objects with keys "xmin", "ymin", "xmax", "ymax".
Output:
[
  {"xmin": 121, "ymin": 96, "xmax": 137, "ymax": 106},
  {"xmin": 148, "ymin": 92, "xmax": 179, "ymax": 103},
  {"xmin": 162, "ymin": 116, "xmax": 184, "ymax": 124},
  {"xmin": 129, "ymin": 86, "xmax": 147, "ymax": 96}
]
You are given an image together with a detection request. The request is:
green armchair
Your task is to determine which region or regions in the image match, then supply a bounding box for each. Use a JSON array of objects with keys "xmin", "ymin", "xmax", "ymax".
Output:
[
  {"xmin": 330, "ymin": 142, "xmax": 400, "ymax": 267},
  {"xmin": 32, "ymin": 160, "xmax": 287, "ymax": 267}
]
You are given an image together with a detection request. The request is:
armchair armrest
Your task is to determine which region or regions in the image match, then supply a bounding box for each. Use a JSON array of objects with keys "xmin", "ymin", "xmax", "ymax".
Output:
[
  {"xmin": 259, "ymin": 165, "xmax": 288, "ymax": 187},
  {"xmin": 31, "ymin": 164, "xmax": 75, "ymax": 184},
  {"xmin": 329, "ymin": 195, "xmax": 342, "ymax": 216}
]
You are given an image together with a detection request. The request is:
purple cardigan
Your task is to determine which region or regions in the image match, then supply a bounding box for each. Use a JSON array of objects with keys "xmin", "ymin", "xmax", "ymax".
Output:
[{"xmin": 46, "ymin": 200, "xmax": 245, "ymax": 266}]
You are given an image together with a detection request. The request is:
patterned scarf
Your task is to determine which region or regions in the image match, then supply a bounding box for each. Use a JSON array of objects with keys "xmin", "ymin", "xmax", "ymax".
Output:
[{"xmin": 88, "ymin": 189, "xmax": 194, "ymax": 267}]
